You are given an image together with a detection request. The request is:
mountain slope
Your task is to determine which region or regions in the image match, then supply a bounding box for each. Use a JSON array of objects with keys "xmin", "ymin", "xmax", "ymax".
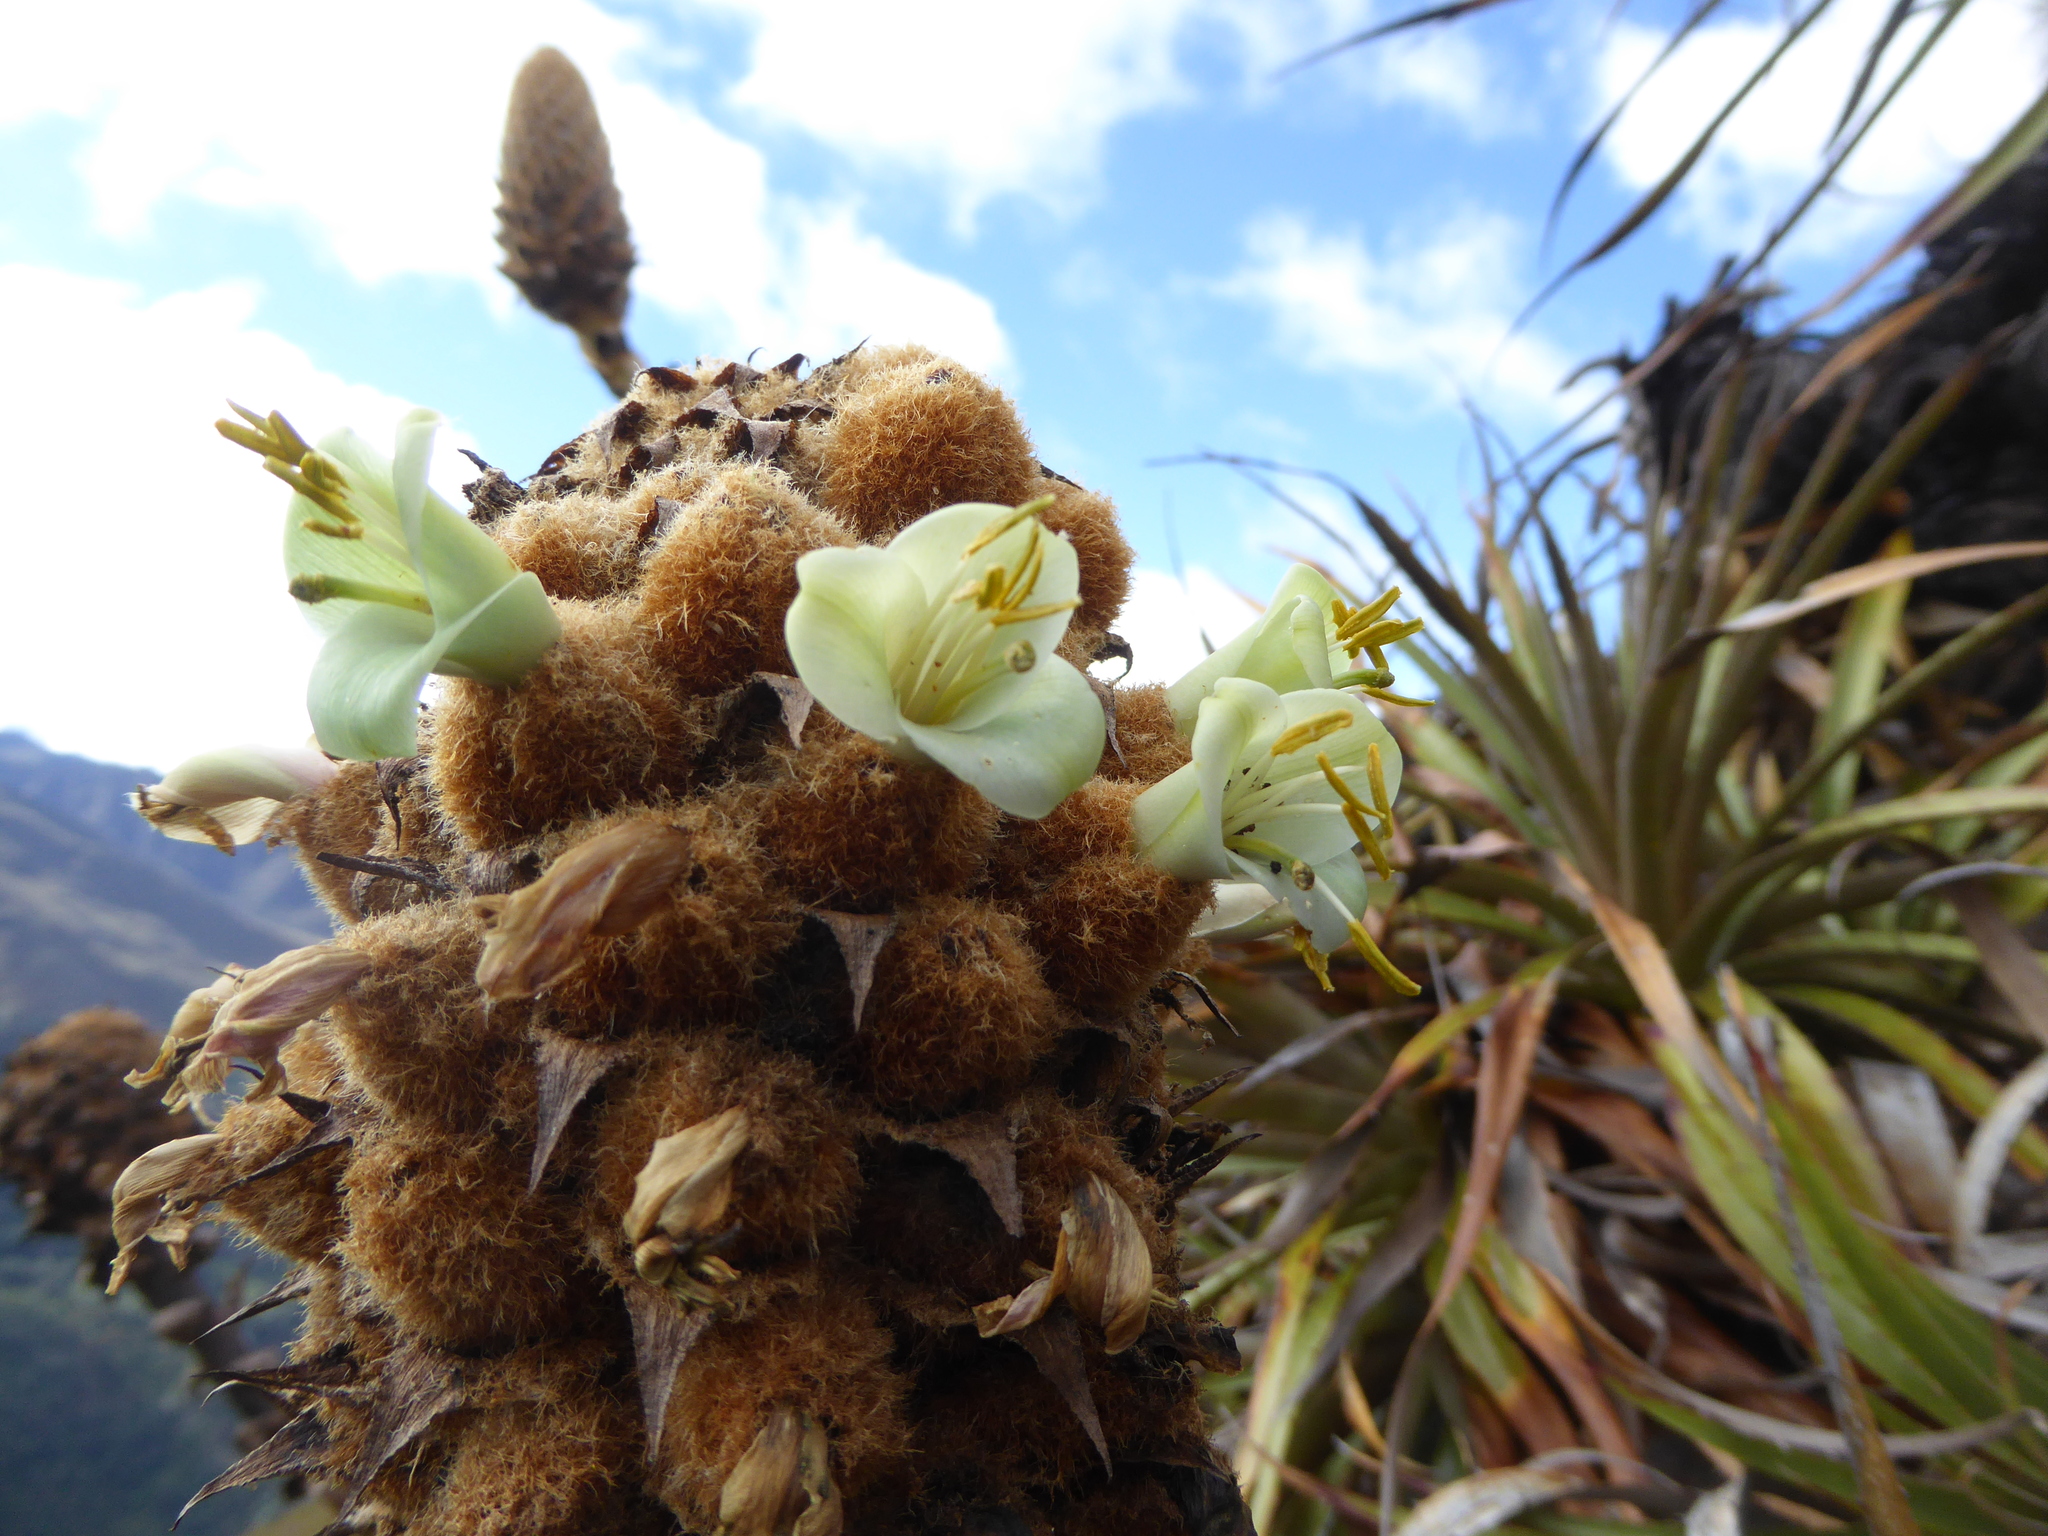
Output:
[{"xmin": 0, "ymin": 732, "xmax": 327, "ymax": 1051}]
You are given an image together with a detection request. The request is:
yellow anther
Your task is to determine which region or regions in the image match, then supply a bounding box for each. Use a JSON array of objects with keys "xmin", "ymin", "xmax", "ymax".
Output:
[
  {"xmin": 301, "ymin": 519, "xmax": 364, "ymax": 540},
  {"xmin": 1333, "ymin": 587, "xmax": 1402, "ymax": 646},
  {"xmin": 1290, "ymin": 926, "xmax": 1334, "ymax": 992},
  {"xmin": 1271, "ymin": 709, "xmax": 1354, "ymax": 756},
  {"xmin": 967, "ymin": 566, "xmax": 1007, "ymax": 607},
  {"xmin": 1347, "ymin": 919, "xmax": 1420, "ymax": 996},
  {"xmin": 964, "ymin": 503, "xmax": 1042, "ymax": 557},
  {"xmin": 1367, "ymin": 743, "xmax": 1393, "ymax": 824},
  {"xmin": 988, "ymin": 598, "xmax": 1080, "ymax": 626},
  {"xmin": 996, "ymin": 524, "xmax": 1047, "ymax": 609},
  {"xmin": 1315, "ymin": 752, "xmax": 1381, "ymax": 823},
  {"xmin": 1318, "ymin": 751, "xmax": 1391, "ymax": 878},
  {"xmin": 1364, "ymin": 687, "xmax": 1435, "ymax": 708}
]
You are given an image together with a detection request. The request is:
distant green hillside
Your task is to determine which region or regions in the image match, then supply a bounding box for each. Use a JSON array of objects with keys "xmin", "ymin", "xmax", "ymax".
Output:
[{"xmin": 1, "ymin": 733, "xmax": 330, "ymax": 1533}]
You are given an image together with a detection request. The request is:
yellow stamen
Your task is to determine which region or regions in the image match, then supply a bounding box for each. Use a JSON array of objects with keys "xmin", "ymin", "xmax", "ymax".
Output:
[
  {"xmin": 989, "ymin": 598, "xmax": 1079, "ymax": 626},
  {"xmin": 1367, "ymin": 743, "xmax": 1393, "ymax": 824},
  {"xmin": 1318, "ymin": 751, "xmax": 1391, "ymax": 878},
  {"xmin": 998, "ymin": 524, "xmax": 1046, "ymax": 609},
  {"xmin": 1347, "ymin": 919, "xmax": 1420, "ymax": 996},
  {"xmin": 1333, "ymin": 587, "xmax": 1402, "ymax": 647},
  {"xmin": 964, "ymin": 501, "xmax": 1047, "ymax": 557},
  {"xmin": 1271, "ymin": 709, "xmax": 1354, "ymax": 756},
  {"xmin": 1364, "ymin": 687, "xmax": 1435, "ymax": 708},
  {"xmin": 300, "ymin": 519, "xmax": 364, "ymax": 540},
  {"xmin": 1290, "ymin": 926, "xmax": 1334, "ymax": 992}
]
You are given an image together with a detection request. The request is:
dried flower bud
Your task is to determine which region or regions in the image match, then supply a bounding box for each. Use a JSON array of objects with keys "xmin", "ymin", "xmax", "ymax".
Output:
[
  {"xmin": 475, "ymin": 821, "xmax": 691, "ymax": 999},
  {"xmin": 107, "ymin": 1133, "xmax": 221, "ymax": 1294},
  {"xmin": 1061, "ymin": 1172, "xmax": 1153, "ymax": 1353},
  {"xmin": 180, "ymin": 943, "xmax": 373, "ymax": 1107},
  {"xmin": 625, "ymin": 1107, "xmax": 750, "ymax": 1248},
  {"xmin": 129, "ymin": 744, "xmax": 338, "ymax": 854},
  {"xmin": 972, "ymin": 1227, "xmax": 1072, "ymax": 1338},
  {"xmin": 126, "ymin": 967, "xmax": 246, "ymax": 1090},
  {"xmin": 717, "ymin": 1407, "xmax": 842, "ymax": 1536}
]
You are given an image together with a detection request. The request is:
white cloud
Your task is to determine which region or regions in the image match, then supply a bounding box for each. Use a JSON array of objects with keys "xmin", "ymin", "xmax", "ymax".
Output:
[
  {"xmin": 707, "ymin": 0, "xmax": 1488, "ymax": 229},
  {"xmin": 1116, "ymin": 566, "xmax": 1265, "ymax": 687},
  {"xmin": 1594, "ymin": 0, "xmax": 2046, "ymax": 259},
  {"xmin": 0, "ymin": 0, "xmax": 1007, "ymax": 372},
  {"xmin": 0, "ymin": 265, "xmax": 470, "ymax": 769},
  {"xmin": 1218, "ymin": 209, "xmax": 1582, "ymax": 422}
]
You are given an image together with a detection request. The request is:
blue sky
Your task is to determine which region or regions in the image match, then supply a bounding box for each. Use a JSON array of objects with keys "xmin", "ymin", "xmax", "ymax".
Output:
[{"xmin": 2, "ymin": 0, "xmax": 2039, "ymax": 769}]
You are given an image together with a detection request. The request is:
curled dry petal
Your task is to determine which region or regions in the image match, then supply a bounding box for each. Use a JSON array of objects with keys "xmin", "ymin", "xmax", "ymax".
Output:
[
  {"xmin": 475, "ymin": 821, "xmax": 691, "ymax": 1000},
  {"xmin": 1061, "ymin": 1172, "xmax": 1154, "ymax": 1354},
  {"xmin": 186, "ymin": 942, "xmax": 373, "ymax": 1105},
  {"xmin": 130, "ymin": 744, "xmax": 339, "ymax": 854},
  {"xmin": 127, "ymin": 967, "xmax": 247, "ymax": 1090},
  {"xmin": 107, "ymin": 1133, "xmax": 222, "ymax": 1294},
  {"xmin": 625, "ymin": 1107, "xmax": 751, "ymax": 1247},
  {"xmin": 717, "ymin": 1407, "xmax": 841, "ymax": 1536}
]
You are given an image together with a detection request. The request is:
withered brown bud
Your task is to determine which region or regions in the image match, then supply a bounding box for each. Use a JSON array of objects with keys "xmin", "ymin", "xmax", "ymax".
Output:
[
  {"xmin": 717, "ymin": 1407, "xmax": 842, "ymax": 1536},
  {"xmin": 475, "ymin": 820, "xmax": 691, "ymax": 1000},
  {"xmin": 625, "ymin": 1106, "xmax": 750, "ymax": 1253},
  {"xmin": 125, "ymin": 966, "xmax": 246, "ymax": 1090},
  {"xmin": 182, "ymin": 942, "xmax": 373, "ymax": 1108},
  {"xmin": 1061, "ymin": 1172, "xmax": 1153, "ymax": 1353},
  {"xmin": 107, "ymin": 1132, "xmax": 221, "ymax": 1294},
  {"xmin": 972, "ymin": 1227, "xmax": 1071, "ymax": 1339}
]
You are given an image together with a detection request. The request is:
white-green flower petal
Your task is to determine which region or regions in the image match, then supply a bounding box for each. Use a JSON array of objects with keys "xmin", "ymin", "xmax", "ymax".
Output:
[
  {"xmin": 432, "ymin": 571, "xmax": 562, "ymax": 686},
  {"xmin": 899, "ymin": 658, "xmax": 1103, "ymax": 819},
  {"xmin": 1190, "ymin": 879, "xmax": 1293, "ymax": 940},
  {"xmin": 307, "ymin": 603, "xmax": 440, "ymax": 761},
  {"xmin": 1166, "ymin": 564, "xmax": 1341, "ymax": 726},
  {"xmin": 785, "ymin": 546, "xmax": 930, "ymax": 748}
]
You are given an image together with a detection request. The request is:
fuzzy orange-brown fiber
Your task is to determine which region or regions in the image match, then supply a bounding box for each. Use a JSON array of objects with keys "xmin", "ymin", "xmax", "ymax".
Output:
[{"xmin": 131, "ymin": 346, "xmax": 1249, "ymax": 1536}]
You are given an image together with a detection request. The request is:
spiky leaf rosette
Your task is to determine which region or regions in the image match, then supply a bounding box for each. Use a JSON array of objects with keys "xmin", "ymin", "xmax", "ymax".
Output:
[{"xmin": 139, "ymin": 346, "xmax": 1251, "ymax": 1535}]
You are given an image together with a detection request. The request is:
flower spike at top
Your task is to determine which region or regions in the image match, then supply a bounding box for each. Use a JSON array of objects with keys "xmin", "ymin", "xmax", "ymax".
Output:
[
  {"xmin": 1165, "ymin": 563, "xmax": 1429, "ymax": 729},
  {"xmin": 784, "ymin": 499, "xmax": 1105, "ymax": 818},
  {"xmin": 217, "ymin": 405, "xmax": 562, "ymax": 761},
  {"xmin": 1132, "ymin": 678, "xmax": 1419, "ymax": 994}
]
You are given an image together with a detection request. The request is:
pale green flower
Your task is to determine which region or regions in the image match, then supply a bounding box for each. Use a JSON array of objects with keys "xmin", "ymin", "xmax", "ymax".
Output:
[
  {"xmin": 217, "ymin": 405, "xmax": 561, "ymax": 761},
  {"xmin": 1165, "ymin": 564, "xmax": 1427, "ymax": 728},
  {"xmin": 1132, "ymin": 677, "xmax": 1417, "ymax": 994},
  {"xmin": 784, "ymin": 500, "xmax": 1104, "ymax": 819},
  {"xmin": 128, "ymin": 743, "xmax": 337, "ymax": 853}
]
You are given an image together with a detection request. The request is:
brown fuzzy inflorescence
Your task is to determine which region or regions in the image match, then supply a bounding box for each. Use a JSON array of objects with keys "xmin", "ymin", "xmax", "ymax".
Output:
[{"xmin": 131, "ymin": 345, "xmax": 1251, "ymax": 1535}]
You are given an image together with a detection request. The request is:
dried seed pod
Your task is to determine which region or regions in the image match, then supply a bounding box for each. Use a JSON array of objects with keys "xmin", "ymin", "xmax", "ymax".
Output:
[
  {"xmin": 127, "ymin": 966, "xmax": 245, "ymax": 1090},
  {"xmin": 475, "ymin": 820, "xmax": 691, "ymax": 1000},
  {"xmin": 717, "ymin": 1407, "xmax": 842, "ymax": 1536},
  {"xmin": 106, "ymin": 1132, "xmax": 221, "ymax": 1292},
  {"xmin": 1061, "ymin": 1173, "xmax": 1153, "ymax": 1354}
]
